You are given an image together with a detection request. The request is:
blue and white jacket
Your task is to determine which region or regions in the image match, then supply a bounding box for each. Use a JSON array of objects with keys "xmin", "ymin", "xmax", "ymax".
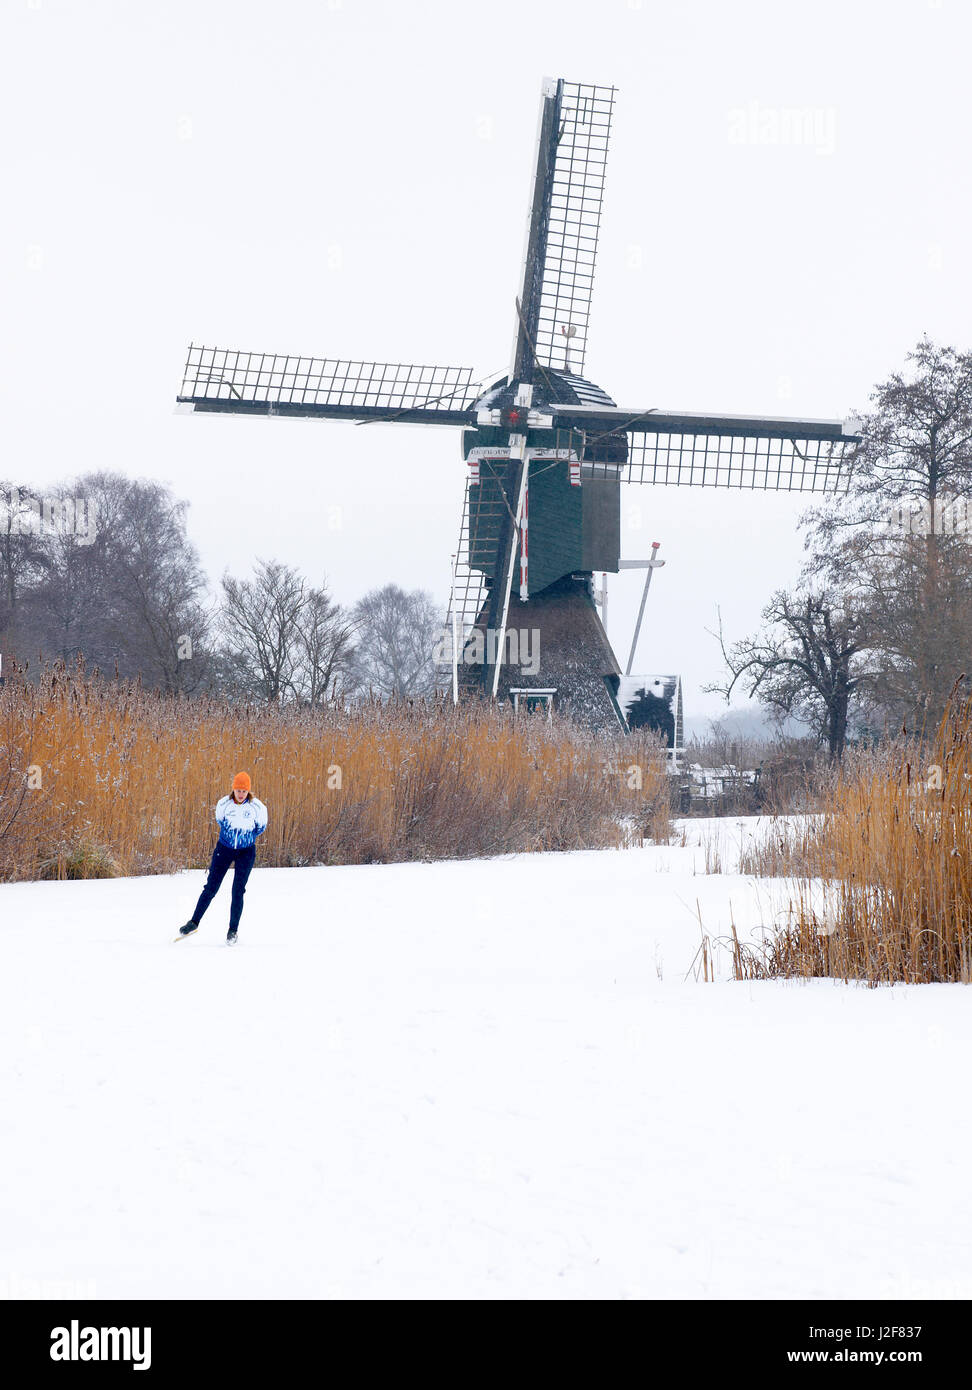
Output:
[{"xmin": 215, "ymin": 794, "xmax": 268, "ymax": 851}]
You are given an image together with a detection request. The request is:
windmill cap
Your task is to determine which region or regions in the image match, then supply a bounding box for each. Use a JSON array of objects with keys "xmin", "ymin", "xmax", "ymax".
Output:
[{"xmin": 232, "ymin": 772, "xmax": 251, "ymax": 792}]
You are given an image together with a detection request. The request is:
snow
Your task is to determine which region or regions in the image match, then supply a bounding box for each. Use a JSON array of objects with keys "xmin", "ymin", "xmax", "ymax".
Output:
[{"xmin": 2, "ymin": 820, "xmax": 969, "ymax": 1300}]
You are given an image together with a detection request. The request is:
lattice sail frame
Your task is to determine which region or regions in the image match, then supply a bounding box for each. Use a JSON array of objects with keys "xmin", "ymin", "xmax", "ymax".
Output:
[
  {"xmin": 180, "ymin": 345, "xmax": 479, "ymax": 413},
  {"xmin": 440, "ymin": 471, "xmax": 514, "ymax": 682},
  {"xmin": 574, "ymin": 428, "xmax": 855, "ymax": 492},
  {"xmin": 534, "ymin": 81, "xmax": 615, "ymax": 378}
]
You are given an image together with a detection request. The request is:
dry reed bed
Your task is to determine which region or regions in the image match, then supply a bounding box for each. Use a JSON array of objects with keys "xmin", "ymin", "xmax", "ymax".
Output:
[
  {"xmin": 0, "ymin": 666, "xmax": 669, "ymax": 882},
  {"xmin": 740, "ymin": 694, "xmax": 972, "ymax": 983}
]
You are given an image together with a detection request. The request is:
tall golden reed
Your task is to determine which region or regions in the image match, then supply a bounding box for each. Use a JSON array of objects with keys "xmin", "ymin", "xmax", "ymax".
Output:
[
  {"xmin": 768, "ymin": 688, "xmax": 972, "ymax": 983},
  {"xmin": 0, "ymin": 664, "xmax": 669, "ymax": 882}
]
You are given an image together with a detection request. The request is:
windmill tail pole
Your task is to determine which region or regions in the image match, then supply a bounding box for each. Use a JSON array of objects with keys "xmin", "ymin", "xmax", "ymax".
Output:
[{"xmin": 625, "ymin": 541, "xmax": 663, "ymax": 676}]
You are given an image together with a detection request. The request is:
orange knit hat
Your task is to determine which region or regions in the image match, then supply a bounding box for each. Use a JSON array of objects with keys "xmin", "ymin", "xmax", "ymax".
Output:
[{"xmin": 232, "ymin": 771, "xmax": 251, "ymax": 793}]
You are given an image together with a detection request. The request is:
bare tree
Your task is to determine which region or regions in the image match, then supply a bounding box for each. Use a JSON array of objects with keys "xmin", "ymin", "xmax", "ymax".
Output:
[
  {"xmin": 802, "ymin": 337, "xmax": 972, "ymax": 723},
  {"xmin": 219, "ymin": 560, "xmax": 307, "ymax": 703},
  {"xmin": 348, "ymin": 584, "xmax": 442, "ymax": 698},
  {"xmin": 296, "ymin": 584, "xmax": 356, "ymax": 706},
  {"xmin": 27, "ymin": 474, "xmax": 119, "ymax": 671},
  {"xmin": 13, "ymin": 472, "xmax": 211, "ymax": 689},
  {"xmin": 219, "ymin": 560, "xmax": 353, "ymax": 705},
  {"xmin": 708, "ymin": 592, "xmax": 871, "ymax": 759},
  {"xmin": 86, "ymin": 474, "xmax": 211, "ymax": 691},
  {"xmin": 0, "ymin": 483, "xmax": 51, "ymax": 670}
]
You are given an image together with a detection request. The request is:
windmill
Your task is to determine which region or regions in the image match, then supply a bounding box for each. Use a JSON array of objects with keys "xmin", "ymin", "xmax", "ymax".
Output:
[{"xmin": 175, "ymin": 77, "xmax": 859, "ymax": 732}]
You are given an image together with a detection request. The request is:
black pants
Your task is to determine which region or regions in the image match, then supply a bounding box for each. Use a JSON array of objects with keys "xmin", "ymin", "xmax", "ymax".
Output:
[{"xmin": 193, "ymin": 842, "xmax": 256, "ymax": 933}]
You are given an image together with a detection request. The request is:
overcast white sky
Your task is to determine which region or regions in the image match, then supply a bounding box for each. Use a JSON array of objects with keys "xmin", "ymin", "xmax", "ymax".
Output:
[{"xmin": 3, "ymin": 0, "xmax": 971, "ymax": 722}]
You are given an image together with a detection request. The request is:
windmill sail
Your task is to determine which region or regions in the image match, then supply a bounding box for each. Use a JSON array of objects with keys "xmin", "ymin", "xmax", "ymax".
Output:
[
  {"xmin": 177, "ymin": 345, "xmax": 480, "ymax": 424},
  {"xmin": 534, "ymin": 81, "xmax": 615, "ymax": 378},
  {"xmin": 441, "ymin": 468, "xmax": 515, "ymax": 688},
  {"xmin": 513, "ymin": 79, "xmax": 615, "ymax": 383},
  {"xmin": 548, "ymin": 406, "xmax": 859, "ymax": 492}
]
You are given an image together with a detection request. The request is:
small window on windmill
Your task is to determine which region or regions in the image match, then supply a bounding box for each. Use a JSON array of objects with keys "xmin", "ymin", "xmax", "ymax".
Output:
[{"xmin": 509, "ymin": 687, "xmax": 556, "ymax": 719}]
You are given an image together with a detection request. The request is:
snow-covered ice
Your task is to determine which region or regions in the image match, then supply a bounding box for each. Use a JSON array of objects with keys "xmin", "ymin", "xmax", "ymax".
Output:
[{"xmin": 1, "ymin": 821, "xmax": 969, "ymax": 1300}]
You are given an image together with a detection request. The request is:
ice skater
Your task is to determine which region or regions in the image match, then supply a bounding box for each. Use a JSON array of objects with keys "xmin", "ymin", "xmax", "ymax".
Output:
[{"xmin": 178, "ymin": 772, "xmax": 268, "ymax": 945}]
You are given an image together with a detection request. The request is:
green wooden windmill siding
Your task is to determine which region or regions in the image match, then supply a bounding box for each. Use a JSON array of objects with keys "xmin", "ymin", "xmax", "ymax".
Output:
[
  {"xmin": 462, "ymin": 384, "xmax": 621, "ymax": 596},
  {"xmin": 465, "ymin": 455, "xmax": 619, "ymax": 592}
]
